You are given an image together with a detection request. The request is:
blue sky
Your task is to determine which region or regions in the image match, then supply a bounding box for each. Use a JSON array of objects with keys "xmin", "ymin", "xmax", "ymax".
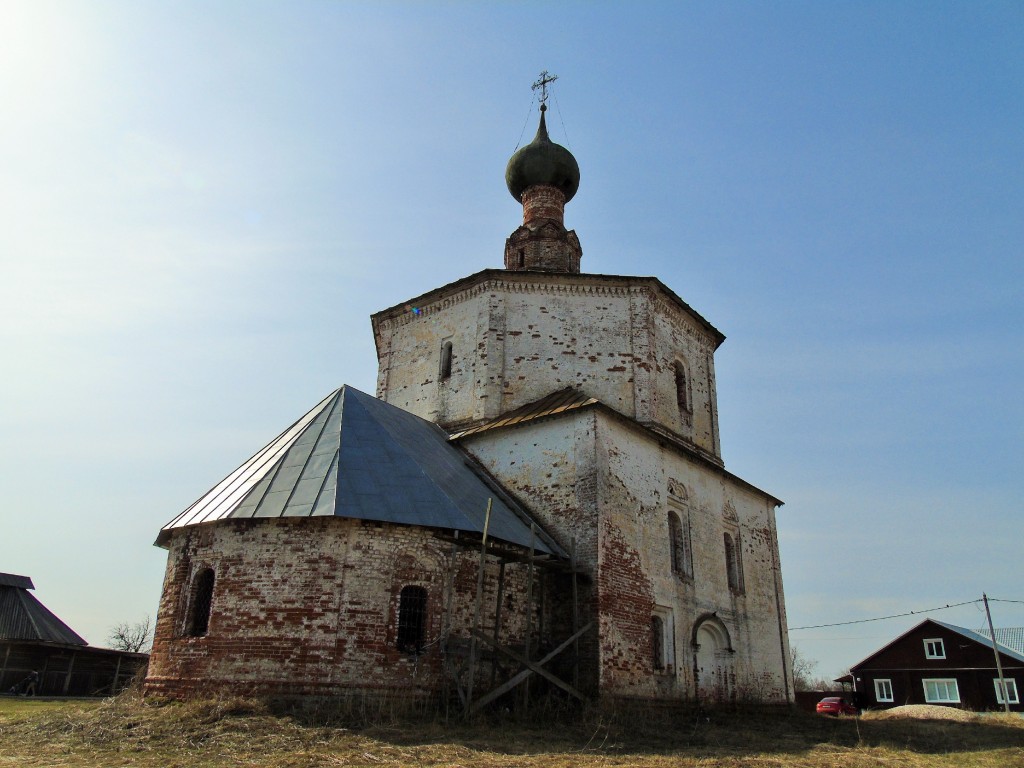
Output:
[{"xmin": 1, "ymin": 1, "xmax": 1021, "ymax": 681}]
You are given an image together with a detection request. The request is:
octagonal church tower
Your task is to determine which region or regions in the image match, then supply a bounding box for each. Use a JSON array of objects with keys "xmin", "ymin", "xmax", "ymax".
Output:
[
  {"xmin": 147, "ymin": 92, "xmax": 792, "ymax": 707},
  {"xmin": 372, "ymin": 103, "xmax": 793, "ymax": 703}
]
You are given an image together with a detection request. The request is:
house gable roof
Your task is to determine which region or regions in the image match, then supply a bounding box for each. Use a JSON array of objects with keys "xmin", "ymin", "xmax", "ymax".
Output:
[
  {"xmin": 0, "ymin": 574, "xmax": 87, "ymax": 646},
  {"xmin": 850, "ymin": 618, "xmax": 1024, "ymax": 670},
  {"xmin": 157, "ymin": 386, "xmax": 565, "ymax": 556}
]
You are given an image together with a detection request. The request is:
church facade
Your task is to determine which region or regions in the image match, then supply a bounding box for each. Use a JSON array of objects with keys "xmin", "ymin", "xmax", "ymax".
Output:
[{"xmin": 145, "ymin": 101, "xmax": 793, "ymax": 707}]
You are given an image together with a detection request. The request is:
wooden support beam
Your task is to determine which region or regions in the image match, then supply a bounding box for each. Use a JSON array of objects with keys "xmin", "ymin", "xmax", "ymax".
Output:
[
  {"xmin": 109, "ymin": 655, "xmax": 123, "ymax": 696},
  {"xmin": 490, "ymin": 560, "xmax": 506, "ymax": 689},
  {"xmin": 468, "ymin": 623, "xmax": 593, "ymax": 713},
  {"xmin": 465, "ymin": 499, "xmax": 492, "ymax": 716},
  {"xmin": 523, "ymin": 523, "xmax": 536, "ymax": 712},
  {"xmin": 62, "ymin": 652, "xmax": 77, "ymax": 695},
  {"xmin": 571, "ymin": 537, "xmax": 580, "ymax": 691},
  {"xmin": 432, "ymin": 533, "xmax": 571, "ymax": 571},
  {"xmin": 442, "ymin": 532, "xmax": 458, "ymax": 721}
]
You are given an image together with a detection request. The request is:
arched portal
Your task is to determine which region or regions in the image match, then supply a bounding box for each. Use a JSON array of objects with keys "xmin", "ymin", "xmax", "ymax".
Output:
[{"xmin": 692, "ymin": 615, "xmax": 733, "ymax": 704}]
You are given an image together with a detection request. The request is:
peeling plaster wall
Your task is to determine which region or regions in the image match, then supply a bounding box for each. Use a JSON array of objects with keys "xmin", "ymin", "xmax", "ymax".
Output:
[
  {"xmin": 374, "ymin": 273, "xmax": 722, "ymax": 458},
  {"xmin": 593, "ymin": 414, "xmax": 791, "ymax": 703},
  {"xmin": 463, "ymin": 411, "xmax": 792, "ymax": 704},
  {"xmin": 146, "ymin": 517, "xmax": 559, "ymax": 699}
]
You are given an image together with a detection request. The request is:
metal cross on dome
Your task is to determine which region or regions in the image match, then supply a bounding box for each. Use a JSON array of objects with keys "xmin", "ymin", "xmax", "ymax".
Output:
[{"xmin": 531, "ymin": 70, "xmax": 558, "ymax": 107}]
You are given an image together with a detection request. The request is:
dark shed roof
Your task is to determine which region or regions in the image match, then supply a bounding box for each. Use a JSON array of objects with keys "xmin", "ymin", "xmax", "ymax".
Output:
[
  {"xmin": 0, "ymin": 573, "xmax": 34, "ymax": 590},
  {"xmin": 0, "ymin": 575, "xmax": 87, "ymax": 646},
  {"xmin": 158, "ymin": 386, "xmax": 565, "ymax": 556}
]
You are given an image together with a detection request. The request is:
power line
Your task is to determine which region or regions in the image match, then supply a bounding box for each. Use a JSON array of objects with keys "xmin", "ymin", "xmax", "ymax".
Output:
[{"xmin": 789, "ymin": 599, "xmax": 981, "ymax": 631}]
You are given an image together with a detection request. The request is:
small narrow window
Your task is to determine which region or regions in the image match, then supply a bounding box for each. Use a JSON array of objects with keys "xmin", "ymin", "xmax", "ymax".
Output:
[
  {"xmin": 923, "ymin": 678, "xmax": 960, "ymax": 703},
  {"xmin": 924, "ymin": 638, "xmax": 946, "ymax": 659},
  {"xmin": 995, "ymin": 678, "xmax": 1019, "ymax": 705},
  {"xmin": 518, "ymin": 250, "xmax": 525, "ymax": 269},
  {"xmin": 674, "ymin": 361, "xmax": 690, "ymax": 414},
  {"xmin": 668, "ymin": 511, "xmax": 692, "ymax": 578},
  {"xmin": 651, "ymin": 615, "xmax": 665, "ymax": 671},
  {"xmin": 188, "ymin": 568, "xmax": 215, "ymax": 637},
  {"xmin": 439, "ymin": 341, "xmax": 453, "ymax": 380},
  {"xmin": 668, "ymin": 512, "xmax": 682, "ymax": 574},
  {"xmin": 397, "ymin": 585, "xmax": 427, "ymax": 654},
  {"xmin": 724, "ymin": 533, "xmax": 742, "ymax": 593},
  {"xmin": 875, "ymin": 678, "xmax": 894, "ymax": 703}
]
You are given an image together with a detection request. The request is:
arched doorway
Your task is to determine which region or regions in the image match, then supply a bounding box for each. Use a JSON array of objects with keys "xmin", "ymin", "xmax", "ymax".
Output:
[{"xmin": 693, "ymin": 616, "xmax": 733, "ymax": 703}]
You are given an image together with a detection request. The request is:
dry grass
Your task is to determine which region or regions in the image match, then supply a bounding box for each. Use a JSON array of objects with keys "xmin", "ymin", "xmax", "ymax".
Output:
[{"xmin": 0, "ymin": 693, "xmax": 1022, "ymax": 767}]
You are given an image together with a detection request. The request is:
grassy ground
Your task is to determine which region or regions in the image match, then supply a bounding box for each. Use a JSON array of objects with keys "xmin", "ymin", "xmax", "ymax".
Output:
[{"xmin": 1, "ymin": 694, "xmax": 1022, "ymax": 767}]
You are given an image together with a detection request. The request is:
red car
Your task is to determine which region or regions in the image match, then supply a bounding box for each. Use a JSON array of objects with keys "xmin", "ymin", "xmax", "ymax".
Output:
[{"xmin": 816, "ymin": 696, "xmax": 858, "ymax": 716}]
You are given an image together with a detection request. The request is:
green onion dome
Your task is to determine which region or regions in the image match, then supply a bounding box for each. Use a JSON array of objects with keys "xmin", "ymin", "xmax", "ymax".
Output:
[{"xmin": 505, "ymin": 106, "xmax": 580, "ymax": 204}]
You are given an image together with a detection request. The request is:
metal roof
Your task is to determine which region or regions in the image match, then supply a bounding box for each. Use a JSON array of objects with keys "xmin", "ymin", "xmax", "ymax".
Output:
[
  {"xmin": 935, "ymin": 621, "xmax": 1024, "ymax": 664},
  {"xmin": 0, "ymin": 573, "xmax": 34, "ymax": 590},
  {"xmin": 158, "ymin": 386, "xmax": 564, "ymax": 556},
  {"xmin": 984, "ymin": 628, "xmax": 1024, "ymax": 655},
  {"xmin": 449, "ymin": 387, "xmax": 598, "ymax": 440},
  {"xmin": 0, "ymin": 581, "xmax": 87, "ymax": 646}
]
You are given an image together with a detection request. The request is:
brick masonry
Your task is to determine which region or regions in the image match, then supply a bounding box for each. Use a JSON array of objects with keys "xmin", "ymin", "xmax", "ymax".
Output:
[{"xmin": 147, "ymin": 517, "xmax": 566, "ymax": 699}]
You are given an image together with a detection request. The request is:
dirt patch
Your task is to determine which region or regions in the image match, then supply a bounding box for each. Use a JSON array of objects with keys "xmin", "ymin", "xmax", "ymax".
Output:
[{"xmin": 863, "ymin": 704, "xmax": 977, "ymax": 722}]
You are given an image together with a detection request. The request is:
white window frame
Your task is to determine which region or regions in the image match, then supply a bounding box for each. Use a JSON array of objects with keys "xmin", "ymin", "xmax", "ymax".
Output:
[
  {"xmin": 874, "ymin": 678, "xmax": 894, "ymax": 703},
  {"xmin": 923, "ymin": 678, "xmax": 960, "ymax": 704},
  {"xmin": 995, "ymin": 678, "xmax": 1019, "ymax": 705},
  {"xmin": 923, "ymin": 638, "xmax": 946, "ymax": 659}
]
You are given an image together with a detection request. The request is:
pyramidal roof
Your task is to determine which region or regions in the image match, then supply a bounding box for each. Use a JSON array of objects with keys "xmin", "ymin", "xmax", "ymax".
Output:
[
  {"xmin": 158, "ymin": 386, "xmax": 563, "ymax": 556},
  {"xmin": 0, "ymin": 573, "xmax": 87, "ymax": 646}
]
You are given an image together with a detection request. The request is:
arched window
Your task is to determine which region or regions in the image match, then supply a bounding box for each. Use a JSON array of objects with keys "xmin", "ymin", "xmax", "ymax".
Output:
[
  {"xmin": 674, "ymin": 360, "xmax": 690, "ymax": 414},
  {"xmin": 439, "ymin": 341, "xmax": 453, "ymax": 380},
  {"xmin": 724, "ymin": 533, "xmax": 742, "ymax": 593},
  {"xmin": 651, "ymin": 615, "xmax": 665, "ymax": 670},
  {"xmin": 669, "ymin": 510, "xmax": 693, "ymax": 578},
  {"xmin": 188, "ymin": 568, "xmax": 215, "ymax": 637},
  {"xmin": 397, "ymin": 585, "xmax": 427, "ymax": 653}
]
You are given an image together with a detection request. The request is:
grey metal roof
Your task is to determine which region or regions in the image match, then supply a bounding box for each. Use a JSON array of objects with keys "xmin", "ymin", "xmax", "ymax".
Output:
[
  {"xmin": 0, "ymin": 581, "xmax": 87, "ymax": 646},
  {"xmin": 158, "ymin": 386, "xmax": 564, "ymax": 556},
  {"xmin": 985, "ymin": 628, "xmax": 1024, "ymax": 655},
  {"xmin": 935, "ymin": 621, "xmax": 1024, "ymax": 664}
]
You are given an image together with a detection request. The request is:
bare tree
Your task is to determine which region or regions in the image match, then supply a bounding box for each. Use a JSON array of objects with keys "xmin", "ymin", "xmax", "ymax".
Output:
[
  {"xmin": 791, "ymin": 645, "xmax": 820, "ymax": 692},
  {"xmin": 107, "ymin": 615, "xmax": 153, "ymax": 653}
]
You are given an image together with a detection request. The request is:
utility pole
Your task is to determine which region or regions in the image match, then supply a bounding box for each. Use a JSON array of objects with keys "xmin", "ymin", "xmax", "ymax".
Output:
[{"xmin": 983, "ymin": 593, "xmax": 1012, "ymax": 715}]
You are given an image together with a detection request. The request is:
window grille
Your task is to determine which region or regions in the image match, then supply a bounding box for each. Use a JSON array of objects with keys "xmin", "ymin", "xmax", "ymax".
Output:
[{"xmin": 397, "ymin": 585, "xmax": 428, "ymax": 653}]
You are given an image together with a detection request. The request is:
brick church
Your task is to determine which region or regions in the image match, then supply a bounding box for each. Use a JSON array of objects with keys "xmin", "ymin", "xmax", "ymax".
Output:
[{"xmin": 146, "ymin": 90, "xmax": 794, "ymax": 709}]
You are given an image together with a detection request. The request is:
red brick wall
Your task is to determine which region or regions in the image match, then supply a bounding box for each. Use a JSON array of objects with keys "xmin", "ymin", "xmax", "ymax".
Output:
[{"xmin": 146, "ymin": 517, "xmax": 572, "ymax": 700}]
